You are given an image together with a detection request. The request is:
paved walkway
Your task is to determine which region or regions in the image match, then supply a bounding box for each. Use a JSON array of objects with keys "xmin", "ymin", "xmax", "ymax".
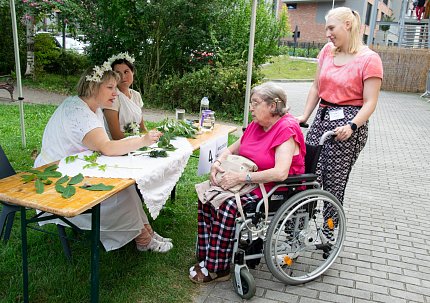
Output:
[{"xmin": 2, "ymin": 83, "xmax": 430, "ymax": 303}]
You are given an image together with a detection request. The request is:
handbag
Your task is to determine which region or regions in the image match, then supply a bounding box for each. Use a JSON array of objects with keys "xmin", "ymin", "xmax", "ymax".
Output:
[
  {"xmin": 215, "ymin": 155, "xmax": 258, "ymax": 192},
  {"xmin": 215, "ymin": 155, "xmax": 269, "ymax": 227}
]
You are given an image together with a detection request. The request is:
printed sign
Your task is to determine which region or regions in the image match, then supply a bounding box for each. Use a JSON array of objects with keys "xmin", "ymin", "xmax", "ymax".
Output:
[{"xmin": 197, "ymin": 134, "xmax": 228, "ymax": 176}]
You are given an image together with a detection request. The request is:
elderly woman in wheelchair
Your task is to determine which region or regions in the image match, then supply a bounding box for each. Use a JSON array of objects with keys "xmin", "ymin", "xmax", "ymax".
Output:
[{"xmin": 189, "ymin": 82, "xmax": 347, "ymax": 299}]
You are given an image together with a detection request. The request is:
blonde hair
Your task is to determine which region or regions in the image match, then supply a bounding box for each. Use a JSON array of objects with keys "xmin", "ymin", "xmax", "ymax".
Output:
[
  {"xmin": 77, "ymin": 68, "xmax": 120, "ymax": 98},
  {"xmin": 326, "ymin": 7, "xmax": 363, "ymax": 54},
  {"xmin": 250, "ymin": 82, "xmax": 290, "ymax": 116}
]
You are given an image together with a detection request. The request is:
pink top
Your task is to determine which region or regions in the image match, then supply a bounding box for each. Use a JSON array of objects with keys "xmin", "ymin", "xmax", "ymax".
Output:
[
  {"xmin": 318, "ymin": 42, "xmax": 383, "ymax": 107},
  {"xmin": 239, "ymin": 114, "xmax": 306, "ymax": 198}
]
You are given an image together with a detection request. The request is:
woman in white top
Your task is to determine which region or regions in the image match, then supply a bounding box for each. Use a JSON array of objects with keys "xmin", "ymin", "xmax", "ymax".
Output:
[
  {"xmin": 104, "ymin": 53, "xmax": 147, "ymax": 139},
  {"xmin": 35, "ymin": 64, "xmax": 172, "ymax": 253}
]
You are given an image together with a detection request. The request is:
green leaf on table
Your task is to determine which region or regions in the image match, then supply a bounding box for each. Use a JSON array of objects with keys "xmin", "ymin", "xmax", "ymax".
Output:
[
  {"xmin": 84, "ymin": 151, "xmax": 101, "ymax": 163},
  {"xmin": 56, "ymin": 175, "xmax": 69, "ymax": 185},
  {"xmin": 83, "ymin": 162, "xmax": 99, "ymax": 169},
  {"xmin": 68, "ymin": 173, "xmax": 84, "ymax": 185},
  {"xmin": 62, "ymin": 185, "xmax": 76, "ymax": 199},
  {"xmin": 42, "ymin": 179, "xmax": 52, "ymax": 185},
  {"xmin": 80, "ymin": 183, "xmax": 114, "ymax": 191},
  {"xmin": 98, "ymin": 164, "xmax": 107, "ymax": 171},
  {"xmin": 138, "ymin": 146, "xmax": 149, "ymax": 151},
  {"xmin": 35, "ymin": 178, "xmax": 44, "ymax": 194},
  {"xmin": 27, "ymin": 169, "xmax": 41, "ymax": 174},
  {"xmin": 65, "ymin": 155, "xmax": 78, "ymax": 163},
  {"xmin": 21, "ymin": 174, "xmax": 37, "ymax": 183},
  {"xmin": 55, "ymin": 183, "xmax": 66, "ymax": 193},
  {"xmin": 38, "ymin": 170, "xmax": 62, "ymax": 178},
  {"xmin": 44, "ymin": 164, "xmax": 59, "ymax": 172}
]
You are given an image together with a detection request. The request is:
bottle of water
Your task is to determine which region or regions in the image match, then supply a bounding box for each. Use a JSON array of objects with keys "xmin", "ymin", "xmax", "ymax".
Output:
[{"xmin": 199, "ymin": 97, "xmax": 209, "ymax": 127}]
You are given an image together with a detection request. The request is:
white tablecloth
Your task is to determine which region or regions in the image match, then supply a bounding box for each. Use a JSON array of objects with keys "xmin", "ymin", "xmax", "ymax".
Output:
[{"xmin": 57, "ymin": 137, "xmax": 193, "ymax": 219}]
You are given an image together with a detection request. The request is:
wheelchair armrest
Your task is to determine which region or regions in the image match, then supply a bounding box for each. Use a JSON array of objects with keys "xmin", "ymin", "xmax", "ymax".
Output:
[{"xmin": 277, "ymin": 173, "xmax": 318, "ymax": 185}]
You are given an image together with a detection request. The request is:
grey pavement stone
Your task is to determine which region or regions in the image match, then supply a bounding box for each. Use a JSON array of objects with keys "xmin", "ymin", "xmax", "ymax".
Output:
[{"xmin": 8, "ymin": 83, "xmax": 430, "ymax": 303}]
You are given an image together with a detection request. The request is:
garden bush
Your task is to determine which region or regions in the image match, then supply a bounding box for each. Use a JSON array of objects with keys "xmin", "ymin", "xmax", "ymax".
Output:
[
  {"xmin": 146, "ymin": 63, "xmax": 263, "ymax": 119},
  {"xmin": 34, "ymin": 33, "xmax": 89, "ymax": 76},
  {"xmin": 34, "ymin": 33, "xmax": 61, "ymax": 74}
]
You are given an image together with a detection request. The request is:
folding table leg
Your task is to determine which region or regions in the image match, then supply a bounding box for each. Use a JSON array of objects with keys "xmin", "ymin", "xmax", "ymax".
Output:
[
  {"xmin": 90, "ymin": 204, "xmax": 101, "ymax": 303},
  {"xmin": 20, "ymin": 206, "xmax": 29, "ymax": 303}
]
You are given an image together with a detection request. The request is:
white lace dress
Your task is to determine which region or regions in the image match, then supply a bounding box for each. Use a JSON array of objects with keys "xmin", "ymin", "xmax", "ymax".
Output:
[{"xmin": 34, "ymin": 96, "xmax": 149, "ymax": 251}]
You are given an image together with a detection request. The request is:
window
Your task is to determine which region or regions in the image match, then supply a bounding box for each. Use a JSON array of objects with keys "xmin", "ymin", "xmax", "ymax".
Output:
[
  {"xmin": 365, "ymin": 3, "xmax": 372, "ymax": 25},
  {"xmin": 286, "ymin": 3, "xmax": 297, "ymax": 10}
]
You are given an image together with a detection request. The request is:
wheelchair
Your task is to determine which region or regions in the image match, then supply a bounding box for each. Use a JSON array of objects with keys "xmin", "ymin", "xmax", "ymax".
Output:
[{"xmin": 231, "ymin": 130, "xmax": 347, "ymax": 299}]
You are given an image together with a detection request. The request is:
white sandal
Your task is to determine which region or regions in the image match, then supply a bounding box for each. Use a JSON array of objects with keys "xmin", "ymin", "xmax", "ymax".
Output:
[
  {"xmin": 153, "ymin": 231, "xmax": 172, "ymax": 243},
  {"xmin": 137, "ymin": 237, "xmax": 173, "ymax": 253}
]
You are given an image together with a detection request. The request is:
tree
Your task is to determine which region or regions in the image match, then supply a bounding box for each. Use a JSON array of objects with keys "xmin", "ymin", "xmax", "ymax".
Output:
[{"xmin": 14, "ymin": 0, "xmax": 83, "ymax": 76}]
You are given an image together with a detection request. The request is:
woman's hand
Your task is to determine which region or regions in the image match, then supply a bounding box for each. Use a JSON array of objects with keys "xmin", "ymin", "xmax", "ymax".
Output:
[
  {"xmin": 218, "ymin": 170, "xmax": 241, "ymax": 190},
  {"xmin": 295, "ymin": 115, "xmax": 308, "ymax": 124},
  {"xmin": 142, "ymin": 129, "xmax": 163, "ymax": 146},
  {"xmin": 334, "ymin": 124, "xmax": 353, "ymax": 141},
  {"xmin": 209, "ymin": 161, "xmax": 224, "ymax": 186}
]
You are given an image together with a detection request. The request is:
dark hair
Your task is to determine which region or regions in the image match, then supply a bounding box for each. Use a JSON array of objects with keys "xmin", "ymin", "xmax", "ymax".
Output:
[{"xmin": 111, "ymin": 59, "xmax": 135, "ymax": 73}]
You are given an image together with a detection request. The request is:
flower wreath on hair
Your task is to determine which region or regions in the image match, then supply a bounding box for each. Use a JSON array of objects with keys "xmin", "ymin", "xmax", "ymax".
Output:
[
  {"xmin": 85, "ymin": 61, "xmax": 112, "ymax": 83},
  {"xmin": 107, "ymin": 52, "xmax": 135, "ymax": 65}
]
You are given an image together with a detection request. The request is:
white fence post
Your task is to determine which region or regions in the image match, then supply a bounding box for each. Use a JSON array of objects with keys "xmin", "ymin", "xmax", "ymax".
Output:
[{"xmin": 421, "ymin": 69, "xmax": 430, "ymax": 98}]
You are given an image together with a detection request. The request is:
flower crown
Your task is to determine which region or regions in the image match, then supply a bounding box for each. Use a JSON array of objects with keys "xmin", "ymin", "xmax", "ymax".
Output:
[
  {"xmin": 107, "ymin": 52, "xmax": 135, "ymax": 65},
  {"xmin": 85, "ymin": 61, "xmax": 112, "ymax": 83}
]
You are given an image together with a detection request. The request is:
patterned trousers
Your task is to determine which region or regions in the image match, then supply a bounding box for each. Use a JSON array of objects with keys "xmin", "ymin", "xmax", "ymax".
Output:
[
  {"xmin": 306, "ymin": 106, "xmax": 368, "ymax": 204},
  {"xmin": 197, "ymin": 194, "xmax": 258, "ymax": 273}
]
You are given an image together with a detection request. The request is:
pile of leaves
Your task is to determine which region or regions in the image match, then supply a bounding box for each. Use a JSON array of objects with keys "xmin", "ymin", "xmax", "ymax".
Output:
[
  {"xmin": 21, "ymin": 164, "xmax": 114, "ymax": 199},
  {"xmin": 156, "ymin": 118, "xmax": 198, "ymax": 138}
]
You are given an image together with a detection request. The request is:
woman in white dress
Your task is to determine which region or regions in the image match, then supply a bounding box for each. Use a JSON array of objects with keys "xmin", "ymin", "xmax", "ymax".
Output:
[
  {"xmin": 34, "ymin": 63, "xmax": 172, "ymax": 253},
  {"xmin": 104, "ymin": 53, "xmax": 147, "ymax": 139}
]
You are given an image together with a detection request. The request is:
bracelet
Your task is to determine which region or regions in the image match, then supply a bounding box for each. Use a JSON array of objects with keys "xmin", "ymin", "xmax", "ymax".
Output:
[{"xmin": 214, "ymin": 159, "xmax": 222, "ymax": 166}]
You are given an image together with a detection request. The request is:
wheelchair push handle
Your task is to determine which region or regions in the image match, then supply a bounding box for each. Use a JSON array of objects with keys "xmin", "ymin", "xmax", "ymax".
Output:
[
  {"xmin": 299, "ymin": 122, "xmax": 335, "ymax": 146},
  {"xmin": 319, "ymin": 130, "xmax": 335, "ymax": 146}
]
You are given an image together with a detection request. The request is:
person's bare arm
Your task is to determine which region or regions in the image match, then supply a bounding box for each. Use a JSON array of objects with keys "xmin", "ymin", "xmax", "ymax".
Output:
[
  {"xmin": 334, "ymin": 77, "xmax": 382, "ymax": 141},
  {"xmin": 104, "ymin": 109, "xmax": 125, "ymax": 140},
  {"xmin": 297, "ymin": 65, "xmax": 321, "ymax": 124},
  {"xmin": 217, "ymin": 138, "xmax": 298, "ymax": 190},
  {"xmin": 140, "ymin": 118, "xmax": 148, "ymax": 133},
  {"xmin": 82, "ymin": 127, "xmax": 161, "ymax": 156}
]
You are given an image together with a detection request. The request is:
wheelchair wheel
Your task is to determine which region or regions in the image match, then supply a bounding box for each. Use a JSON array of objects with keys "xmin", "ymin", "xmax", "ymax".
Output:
[
  {"xmin": 264, "ymin": 189, "xmax": 346, "ymax": 285},
  {"xmin": 233, "ymin": 267, "xmax": 256, "ymax": 300}
]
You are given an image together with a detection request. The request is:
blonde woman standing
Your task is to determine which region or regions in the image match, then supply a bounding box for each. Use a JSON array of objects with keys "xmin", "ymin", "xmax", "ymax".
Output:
[{"xmin": 297, "ymin": 7, "xmax": 383, "ymax": 238}]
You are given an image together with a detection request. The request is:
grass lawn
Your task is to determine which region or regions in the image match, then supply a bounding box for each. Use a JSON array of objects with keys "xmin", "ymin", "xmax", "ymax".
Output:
[
  {"xmin": 261, "ymin": 55, "xmax": 317, "ymax": 80},
  {"xmin": 0, "ymin": 103, "xmax": 237, "ymax": 302}
]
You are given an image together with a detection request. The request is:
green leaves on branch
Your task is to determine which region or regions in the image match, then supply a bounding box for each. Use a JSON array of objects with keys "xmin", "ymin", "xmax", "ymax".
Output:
[
  {"xmin": 66, "ymin": 151, "xmax": 106, "ymax": 171},
  {"xmin": 21, "ymin": 167, "xmax": 113, "ymax": 199},
  {"xmin": 157, "ymin": 118, "xmax": 198, "ymax": 139}
]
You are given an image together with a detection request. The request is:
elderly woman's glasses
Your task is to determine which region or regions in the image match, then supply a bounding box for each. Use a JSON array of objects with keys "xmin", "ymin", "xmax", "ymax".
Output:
[{"xmin": 249, "ymin": 100, "xmax": 263, "ymax": 108}]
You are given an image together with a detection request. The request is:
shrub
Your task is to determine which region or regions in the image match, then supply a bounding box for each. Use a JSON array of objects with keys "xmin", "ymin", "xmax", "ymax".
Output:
[
  {"xmin": 34, "ymin": 33, "xmax": 61, "ymax": 74},
  {"xmin": 56, "ymin": 51, "xmax": 90, "ymax": 75},
  {"xmin": 146, "ymin": 63, "xmax": 263, "ymax": 119}
]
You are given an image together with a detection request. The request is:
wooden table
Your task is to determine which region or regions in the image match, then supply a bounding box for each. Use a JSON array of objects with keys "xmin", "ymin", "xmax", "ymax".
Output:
[
  {"xmin": 0, "ymin": 123, "xmax": 237, "ymax": 302},
  {"xmin": 0, "ymin": 174, "xmax": 134, "ymax": 303},
  {"xmin": 187, "ymin": 124, "xmax": 237, "ymax": 151}
]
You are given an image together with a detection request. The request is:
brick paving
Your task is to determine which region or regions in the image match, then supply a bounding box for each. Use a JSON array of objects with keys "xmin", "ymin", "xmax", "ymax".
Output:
[{"xmin": 194, "ymin": 83, "xmax": 430, "ymax": 303}]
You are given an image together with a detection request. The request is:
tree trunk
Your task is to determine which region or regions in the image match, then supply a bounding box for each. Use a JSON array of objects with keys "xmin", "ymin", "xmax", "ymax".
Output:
[{"xmin": 25, "ymin": 19, "xmax": 35, "ymax": 76}]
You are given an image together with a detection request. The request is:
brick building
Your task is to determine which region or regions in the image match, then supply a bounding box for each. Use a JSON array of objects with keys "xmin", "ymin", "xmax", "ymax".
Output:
[{"xmin": 278, "ymin": 0, "xmax": 393, "ymax": 44}]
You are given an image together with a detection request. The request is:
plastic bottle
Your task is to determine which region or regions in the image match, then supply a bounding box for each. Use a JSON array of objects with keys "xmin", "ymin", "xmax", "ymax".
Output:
[{"xmin": 199, "ymin": 97, "xmax": 209, "ymax": 127}]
